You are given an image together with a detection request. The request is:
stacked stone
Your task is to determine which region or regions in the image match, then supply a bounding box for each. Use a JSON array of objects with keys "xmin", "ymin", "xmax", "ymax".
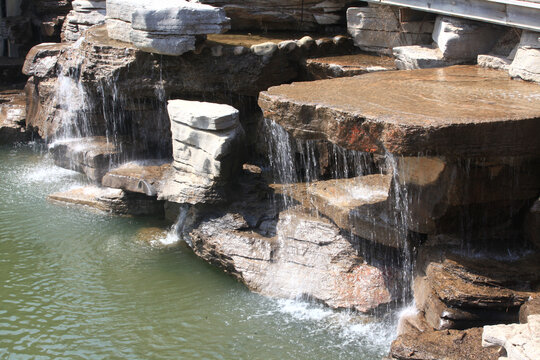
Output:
[
  {"xmin": 347, "ymin": 4, "xmax": 433, "ymax": 54},
  {"xmin": 62, "ymin": 0, "xmax": 107, "ymax": 42},
  {"xmin": 106, "ymin": 0, "xmax": 230, "ymax": 56},
  {"xmin": 509, "ymin": 31, "xmax": 540, "ymax": 83},
  {"xmin": 160, "ymin": 100, "xmax": 244, "ymax": 204}
]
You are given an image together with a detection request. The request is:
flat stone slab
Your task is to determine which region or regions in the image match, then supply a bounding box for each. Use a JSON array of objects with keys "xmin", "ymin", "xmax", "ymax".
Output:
[
  {"xmin": 304, "ymin": 54, "xmax": 396, "ymax": 79},
  {"xmin": 102, "ymin": 161, "xmax": 171, "ymax": 196},
  {"xmin": 167, "ymin": 99, "xmax": 239, "ymax": 130},
  {"xmin": 259, "ymin": 66, "xmax": 540, "ymax": 157},
  {"xmin": 271, "ymin": 174, "xmax": 404, "ymax": 248}
]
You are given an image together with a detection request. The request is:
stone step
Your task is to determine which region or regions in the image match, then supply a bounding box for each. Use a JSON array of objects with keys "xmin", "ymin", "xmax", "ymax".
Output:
[
  {"xmin": 271, "ymin": 174, "xmax": 405, "ymax": 248},
  {"xmin": 302, "ymin": 53, "xmax": 396, "ymax": 80},
  {"xmin": 102, "ymin": 160, "xmax": 171, "ymax": 196},
  {"xmin": 49, "ymin": 136, "xmax": 136, "ymax": 183}
]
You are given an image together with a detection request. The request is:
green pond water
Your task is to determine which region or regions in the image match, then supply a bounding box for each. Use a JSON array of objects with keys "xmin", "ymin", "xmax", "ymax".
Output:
[{"xmin": 0, "ymin": 144, "xmax": 398, "ymax": 360}]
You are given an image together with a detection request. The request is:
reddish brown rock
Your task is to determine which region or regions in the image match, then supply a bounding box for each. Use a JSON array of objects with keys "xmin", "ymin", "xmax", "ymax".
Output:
[
  {"xmin": 259, "ymin": 66, "xmax": 540, "ymax": 157},
  {"xmin": 390, "ymin": 327, "xmax": 499, "ymax": 360}
]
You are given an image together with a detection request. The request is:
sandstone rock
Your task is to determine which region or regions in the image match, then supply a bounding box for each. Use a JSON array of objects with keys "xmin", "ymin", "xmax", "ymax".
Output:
[
  {"xmin": 477, "ymin": 54, "xmax": 512, "ymax": 71},
  {"xmin": 102, "ymin": 161, "xmax": 171, "ymax": 196},
  {"xmin": 393, "ymin": 45, "xmax": 467, "ymax": 70},
  {"xmin": 199, "ymin": 0, "xmax": 350, "ymax": 31},
  {"xmin": 390, "ymin": 327, "xmax": 499, "ymax": 360},
  {"xmin": 482, "ymin": 315, "xmax": 540, "ymax": 360},
  {"xmin": 271, "ymin": 174, "xmax": 404, "ymax": 248},
  {"xmin": 303, "ymin": 54, "xmax": 395, "ymax": 80},
  {"xmin": 48, "ymin": 185, "xmax": 164, "ymax": 216},
  {"xmin": 167, "ymin": 99, "xmax": 239, "ymax": 131},
  {"xmin": 347, "ymin": 5, "xmax": 433, "ymax": 54},
  {"xmin": 107, "ymin": 0, "xmax": 230, "ymax": 56},
  {"xmin": 520, "ymin": 297, "xmax": 540, "ymax": 323},
  {"xmin": 22, "ymin": 43, "xmax": 69, "ymax": 78},
  {"xmin": 432, "ymin": 16, "xmax": 503, "ymax": 60},
  {"xmin": 50, "ymin": 137, "xmax": 136, "ymax": 183},
  {"xmin": 258, "ymin": 66, "xmax": 540, "ymax": 157},
  {"xmin": 414, "ymin": 247, "xmax": 540, "ymax": 330},
  {"xmin": 160, "ymin": 100, "xmax": 244, "ymax": 205},
  {"xmin": 250, "ymin": 42, "xmax": 278, "ymax": 57},
  {"xmin": 189, "ymin": 206, "xmax": 395, "ymax": 312},
  {"xmin": 61, "ymin": 0, "xmax": 107, "ymax": 42},
  {"xmin": 509, "ymin": 31, "xmax": 540, "ymax": 83},
  {"xmin": 0, "ymin": 88, "xmax": 30, "ymax": 144}
]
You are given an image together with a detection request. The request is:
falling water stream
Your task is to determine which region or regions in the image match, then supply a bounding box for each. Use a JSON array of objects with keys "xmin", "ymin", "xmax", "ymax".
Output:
[{"xmin": 0, "ymin": 144, "xmax": 398, "ymax": 359}]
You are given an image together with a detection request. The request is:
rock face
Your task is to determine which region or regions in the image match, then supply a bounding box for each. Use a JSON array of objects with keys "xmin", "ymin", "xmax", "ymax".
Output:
[
  {"xmin": 347, "ymin": 4, "xmax": 433, "ymax": 54},
  {"xmin": 48, "ymin": 185, "xmax": 164, "ymax": 216},
  {"xmin": 106, "ymin": 0, "xmax": 230, "ymax": 56},
  {"xmin": 0, "ymin": 88, "xmax": 31, "ymax": 144},
  {"xmin": 432, "ymin": 16, "xmax": 503, "ymax": 60},
  {"xmin": 61, "ymin": 0, "xmax": 107, "ymax": 42},
  {"xmin": 188, "ymin": 205, "xmax": 395, "ymax": 312},
  {"xmin": 414, "ymin": 246, "xmax": 540, "ymax": 331},
  {"xmin": 199, "ymin": 0, "xmax": 351, "ymax": 31},
  {"xmin": 390, "ymin": 327, "xmax": 499, "ymax": 360},
  {"xmin": 482, "ymin": 315, "xmax": 540, "ymax": 360},
  {"xmin": 102, "ymin": 161, "xmax": 171, "ymax": 196},
  {"xmin": 509, "ymin": 31, "xmax": 540, "ymax": 83},
  {"xmin": 50, "ymin": 137, "xmax": 136, "ymax": 183},
  {"xmin": 159, "ymin": 100, "xmax": 244, "ymax": 204},
  {"xmin": 259, "ymin": 66, "xmax": 540, "ymax": 157},
  {"xmin": 302, "ymin": 53, "xmax": 396, "ymax": 80}
]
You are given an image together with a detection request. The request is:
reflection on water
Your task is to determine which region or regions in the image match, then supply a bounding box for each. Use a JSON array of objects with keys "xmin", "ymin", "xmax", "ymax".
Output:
[{"xmin": 0, "ymin": 144, "xmax": 397, "ymax": 359}]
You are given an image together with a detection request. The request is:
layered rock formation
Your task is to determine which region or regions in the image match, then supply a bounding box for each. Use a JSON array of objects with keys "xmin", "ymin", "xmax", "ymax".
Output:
[
  {"xmin": 106, "ymin": 0, "xmax": 230, "ymax": 56},
  {"xmin": 200, "ymin": 0, "xmax": 351, "ymax": 31},
  {"xmin": 347, "ymin": 4, "xmax": 433, "ymax": 55},
  {"xmin": 0, "ymin": 88, "xmax": 30, "ymax": 143},
  {"xmin": 61, "ymin": 0, "xmax": 107, "ymax": 42},
  {"xmin": 160, "ymin": 99, "xmax": 244, "ymax": 204}
]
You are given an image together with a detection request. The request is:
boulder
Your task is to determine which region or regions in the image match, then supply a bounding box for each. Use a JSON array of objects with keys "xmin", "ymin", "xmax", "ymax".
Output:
[
  {"xmin": 482, "ymin": 315, "xmax": 540, "ymax": 360},
  {"xmin": 414, "ymin": 246, "xmax": 540, "ymax": 330},
  {"xmin": 22, "ymin": 42, "xmax": 69, "ymax": 78},
  {"xmin": 302, "ymin": 53, "xmax": 395, "ymax": 80},
  {"xmin": 61, "ymin": 0, "xmax": 107, "ymax": 42},
  {"xmin": 199, "ymin": 0, "xmax": 351, "ymax": 31},
  {"xmin": 159, "ymin": 100, "xmax": 244, "ymax": 205},
  {"xmin": 347, "ymin": 5, "xmax": 433, "ymax": 54},
  {"xmin": 520, "ymin": 297, "xmax": 540, "ymax": 323},
  {"xmin": 390, "ymin": 327, "xmax": 499, "ymax": 360},
  {"xmin": 106, "ymin": 0, "xmax": 230, "ymax": 56},
  {"xmin": 102, "ymin": 161, "xmax": 171, "ymax": 196},
  {"xmin": 393, "ymin": 45, "xmax": 467, "ymax": 70},
  {"xmin": 477, "ymin": 54, "xmax": 512, "ymax": 71},
  {"xmin": 0, "ymin": 88, "xmax": 30, "ymax": 144},
  {"xmin": 509, "ymin": 31, "xmax": 540, "ymax": 83},
  {"xmin": 50, "ymin": 136, "xmax": 136, "ymax": 183},
  {"xmin": 48, "ymin": 185, "xmax": 164, "ymax": 216},
  {"xmin": 432, "ymin": 16, "xmax": 503, "ymax": 60},
  {"xmin": 258, "ymin": 66, "xmax": 540, "ymax": 157},
  {"xmin": 189, "ymin": 205, "xmax": 395, "ymax": 312}
]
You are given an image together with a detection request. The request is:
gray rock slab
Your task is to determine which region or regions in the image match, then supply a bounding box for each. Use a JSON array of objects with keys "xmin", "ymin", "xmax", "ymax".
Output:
[
  {"xmin": 393, "ymin": 45, "xmax": 466, "ymax": 70},
  {"xmin": 129, "ymin": 29, "xmax": 196, "ymax": 56},
  {"xmin": 167, "ymin": 100, "xmax": 239, "ymax": 131},
  {"xmin": 106, "ymin": 18, "xmax": 132, "ymax": 43}
]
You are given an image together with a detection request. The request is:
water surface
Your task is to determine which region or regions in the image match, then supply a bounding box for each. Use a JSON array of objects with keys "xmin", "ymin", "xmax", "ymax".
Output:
[{"xmin": 0, "ymin": 144, "xmax": 396, "ymax": 359}]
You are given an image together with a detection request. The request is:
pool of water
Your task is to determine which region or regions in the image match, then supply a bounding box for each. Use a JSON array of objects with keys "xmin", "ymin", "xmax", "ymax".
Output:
[{"xmin": 0, "ymin": 144, "xmax": 397, "ymax": 360}]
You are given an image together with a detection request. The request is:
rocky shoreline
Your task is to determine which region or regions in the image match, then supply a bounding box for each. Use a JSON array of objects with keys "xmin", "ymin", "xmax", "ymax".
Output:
[{"xmin": 1, "ymin": 1, "xmax": 539, "ymax": 359}]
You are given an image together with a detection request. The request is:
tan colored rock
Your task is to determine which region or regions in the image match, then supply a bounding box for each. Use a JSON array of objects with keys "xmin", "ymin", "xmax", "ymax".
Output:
[
  {"xmin": 102, "ymin": 161, "xmax": 171, "ymax": 196},
  {"xmin": 48, "ymin": 186, "xmax": 164, "ymax": 216},
  {"xmin": 0, "ymin": 88, "xmax": 30, "ymax": 144},
  {"xmin": 390, "ymin": 327, "xmax": 499, "ymax": 360},
  {"xmin": 482, "ymin": 315, "xmax": 540, "ymax": 360}
]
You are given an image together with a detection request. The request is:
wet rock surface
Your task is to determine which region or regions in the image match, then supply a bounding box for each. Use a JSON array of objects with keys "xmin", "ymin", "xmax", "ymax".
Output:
[
  {"xmin": 48, "ymin": 186, "xmax": 164, "ymax": 216},
  {"xmin": 303, "ymin": 53, "xmax": 396, "ymax": 80},
  {"xmin": 482, "ymin": 315, "xmax": 540, "ymax": 360},
  {"xmin": 390, "ymin": 326, "xmax": 499, "ymax": 360},
  {"xmin": 102, "ymin": 161, "xmax": 171, "ymax": 196},
  {"xmin": 0, "ymin": 88, "xmax": 30, "ymax": 144},
  {"xmin": 414, "ymin": 246, "xmax": 540, "ymax": 331},
  {"xmin": 259, "ymin": 66, "xmax": 540, "ymax": 157},
  {"xmin": 50, "ymin": 137, "xmax": 136, "ymax": 183}
]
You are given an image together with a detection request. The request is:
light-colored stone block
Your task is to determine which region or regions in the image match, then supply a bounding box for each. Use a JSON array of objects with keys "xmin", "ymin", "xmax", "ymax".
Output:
[
  {"xmin": 106, "ymin": 18, "xmax": 132, "ymax": 43},
  {"xmin": 393, "ymin": 45, "xmax": 465, "ymax": 70},
  {"xmin": 167, "ymin": 100, "xmax": 239, "ymax": 131},
  {"xmin": 130, "ymin": 29, "xmax": 196, "ymax": 56}
]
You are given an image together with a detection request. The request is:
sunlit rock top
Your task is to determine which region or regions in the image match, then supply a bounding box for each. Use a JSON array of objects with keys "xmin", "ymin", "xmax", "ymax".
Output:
[{"xmin": 106, "ymin": 0, "xmax": 230, "ymax": 56}]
